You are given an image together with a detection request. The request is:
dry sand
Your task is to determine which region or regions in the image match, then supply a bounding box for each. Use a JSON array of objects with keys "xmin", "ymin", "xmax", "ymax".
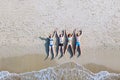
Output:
[{"xmin": 0, "ymin": 0, "xmax": 120, "ymax": 74}]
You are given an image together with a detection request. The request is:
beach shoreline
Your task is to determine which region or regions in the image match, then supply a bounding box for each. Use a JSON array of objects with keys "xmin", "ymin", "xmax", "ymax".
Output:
[
  {"xmin": 0, "ymin": 0, "xmax": 120, "ymax": 76},
  {"xmin": 0, "ymin": 45, "xmax": 120, "ymax": 74}
]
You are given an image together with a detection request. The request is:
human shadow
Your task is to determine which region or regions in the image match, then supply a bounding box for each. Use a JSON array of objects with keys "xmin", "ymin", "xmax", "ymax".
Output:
[
  {"xmin": 57, "ymin": 46, "xmax": 64, "ymax": 59},
  {"xmin": 77, "ymin": 46, "xmax": 81, "ymax": 57},
  {"xmin": 67, "ymin": 46, "xmax": 73, "ymax": 58},
  {"xmin": 39, "ymin": 36, "xmax": 49, "ymax": 60},
  {"xmin": 39, "ymin": 36, "xmax": 54, "ymax": 60},
  {"xmin": 55, "ymin": 35, "xmax": 59, "ymax": 57}
]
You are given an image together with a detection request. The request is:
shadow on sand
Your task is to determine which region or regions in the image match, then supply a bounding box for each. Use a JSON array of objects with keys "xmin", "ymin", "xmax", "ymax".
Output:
[
  {"xmin": 39, "ymin": 32, "xmax": 79, "ymax": 59},
  {"xmin": 39, "ymin": 36, "xmax": 54, "ymax": 60},
  {"xmin": 0, "ymin": 54, "xmax": 57, "ymax": 73}
]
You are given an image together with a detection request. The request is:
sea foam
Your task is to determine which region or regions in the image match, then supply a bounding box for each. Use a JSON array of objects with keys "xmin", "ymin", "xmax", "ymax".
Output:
[{"xmin": 0, "ymin": 62, "xmax": 120, "ymax": 80}]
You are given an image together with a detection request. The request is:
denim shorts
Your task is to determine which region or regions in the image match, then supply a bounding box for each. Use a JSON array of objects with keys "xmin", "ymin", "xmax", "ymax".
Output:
[{"xmin": 76, "ymin": 42, "xmax": 80, "ymax": 46}]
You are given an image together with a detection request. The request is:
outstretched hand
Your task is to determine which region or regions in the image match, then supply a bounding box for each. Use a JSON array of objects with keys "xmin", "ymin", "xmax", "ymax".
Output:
[
  {"xmin": 54, "ymin": 28, "xmax": 58, "ymax": 32},
  {"xmin": 74, "ymin": 29, "xmax": 76, "ymax": 31},
  {"xmin": 64, "ymin": 30, "xmax": 67, "ymax": 34},
  {"xmin": 39, "ymin": 36, "xmax": 47, "ymax": 40},
  {"xmin": 64, "ymin": 30, "xmax": 66, "ymax": 32},
  {"xmin": 79, "ymin": 30, "xmax": 82, "ymax": 35},
  {"xmin": 73, "ymin": 29, "xmax": 76, "ymax": 33}
]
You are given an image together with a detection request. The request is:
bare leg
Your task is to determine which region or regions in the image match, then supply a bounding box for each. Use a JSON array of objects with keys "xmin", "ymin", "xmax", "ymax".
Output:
[
  {"xmin": 77, "ymin": 46, "xmax": 81, "ymax": 57},
  {"xmin": 64, "ymin": 44, "xmax": 68, "ymax": 54},
  {"xmin": 56, "ymin": 46, "xmax": 60, "ymax": 57},
  {"xmin": 70, "ymin": 45, "xmax": 74, "ymax": 58},
  {"xmin": 61, "ymin": 46, "xmax": 64, "ymax": 55}
]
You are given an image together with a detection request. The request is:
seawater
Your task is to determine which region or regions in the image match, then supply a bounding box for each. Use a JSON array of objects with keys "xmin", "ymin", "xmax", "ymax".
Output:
[{"xmin": 0, "ymin": 62, "xmax": 120, "ymax": 80}]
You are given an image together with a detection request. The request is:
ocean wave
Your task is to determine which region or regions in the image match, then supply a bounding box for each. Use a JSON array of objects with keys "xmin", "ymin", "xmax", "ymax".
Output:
[{"xmin": 0, "ymin": 62, "xmax": 120, "ymax": 80}]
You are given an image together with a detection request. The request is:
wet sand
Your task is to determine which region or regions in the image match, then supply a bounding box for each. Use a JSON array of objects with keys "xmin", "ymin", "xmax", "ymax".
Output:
[
  {"xmin": 84, "ymin": 63, "xmax": 120, "ymax": 74},
  {"xmin": 0, "ymin": 54, "xmax": 58, "ymax": 73},
  {"xmin": 0, "ymin": 45, "xmax": 120, "ymax": 73}
]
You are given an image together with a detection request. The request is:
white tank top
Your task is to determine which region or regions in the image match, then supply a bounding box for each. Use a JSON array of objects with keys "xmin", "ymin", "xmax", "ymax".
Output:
[
  {"xmin": 49, "ymin": 38, "xmax": 53, "ymax": 45},
  {"xmin": 76, "ymin": 36, "xmax": 80, "ymax": 42},
  {"xmin": 59, "ymin": 37, "xmax": 64, "ymax": 44}
]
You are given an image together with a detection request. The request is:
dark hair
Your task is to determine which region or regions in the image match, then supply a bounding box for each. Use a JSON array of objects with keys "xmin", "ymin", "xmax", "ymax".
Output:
[
  {"xmin": 76, "ymin": 33, "xmax": 79, "ymax": 36},
  {"xmin": 59, "ymin": 34, "xmax": 63, "ymax": 37},
  {"xmin": 49, "ymin": 34, "xmax": 52, "ymax": 38},
  {"xmin": 68, "ymin": 34, "xmax": 72, "ymax": 37}
]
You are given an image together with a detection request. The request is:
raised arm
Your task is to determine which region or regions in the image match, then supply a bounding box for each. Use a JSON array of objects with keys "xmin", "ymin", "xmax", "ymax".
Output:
[
  {"xmin": 76, "ymin": 30, "xmax": 82, "ymax": 36},
  {"xmin": 52, "ymin": 31, "xmax": 56, "ymax": 37},
  {"xmin": 56, "ymin": 31, "xmax": 59, "ymax": 37},
  {"xmin": 39, "ymin": 36, "xmax": 46, "ymax": 40},
  {"xmin": 62, "ymin": 30, "xmax": 65, "ymax": 36},
  {"xmin": 79, "ymin": 30, "xmax": 82, "ymax": 35},
  {"xmin": 52, "ymin": 28, "xmax": 58, "ymax": 37},
  {"xmin": 73, "ymin": 29, "xmax": 76, "ymax": 37},
  {"xmin": 65, "ymin": 30, "xmax": 68, "ymax": 38}
]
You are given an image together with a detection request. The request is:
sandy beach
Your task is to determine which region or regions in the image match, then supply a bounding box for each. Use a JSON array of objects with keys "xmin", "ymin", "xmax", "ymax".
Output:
[
  {"xmin": 0, "ymin": 0, "xmax": 120, "ymax": 76},
  {"xmin": 0, "ymin": 45, "xmax": 120, "ymax": 73}
]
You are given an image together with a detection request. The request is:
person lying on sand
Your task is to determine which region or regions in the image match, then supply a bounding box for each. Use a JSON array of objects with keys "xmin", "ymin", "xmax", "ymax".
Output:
[
  {"xmin": 48, "ymin": 30, "xmax": 56, "ymax": 59},
  {"xmin": 64, "ymin": 30, "xmax": 74, "ymax": 58},
  {"xmin": 55, "ymin": 29, "xmax": 65, "ymax": 58},
  {"xmin": 74, "ymin": 29, "xmax": 82, "ymax": 57}
]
